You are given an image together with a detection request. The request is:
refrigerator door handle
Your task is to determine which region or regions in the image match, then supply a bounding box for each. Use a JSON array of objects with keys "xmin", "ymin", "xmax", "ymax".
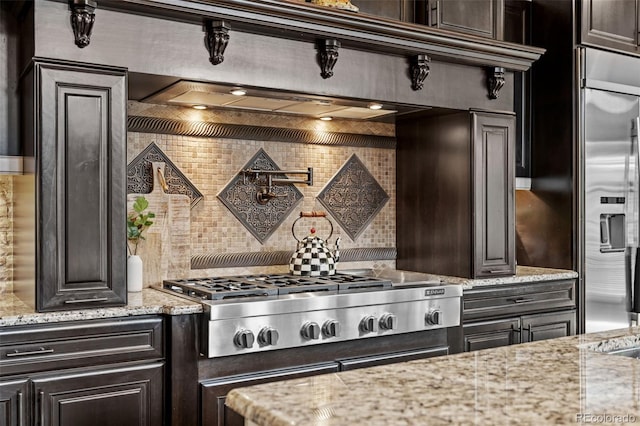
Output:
[{"xmin": 628, "ymin": 117, "xmax": 640, "ymax": 314}]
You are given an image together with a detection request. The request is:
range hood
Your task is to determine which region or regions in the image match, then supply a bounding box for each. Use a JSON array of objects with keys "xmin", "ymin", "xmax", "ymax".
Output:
[{"xmin": 131, "ymin": 76, "xmax": 422, "ymax": 121}]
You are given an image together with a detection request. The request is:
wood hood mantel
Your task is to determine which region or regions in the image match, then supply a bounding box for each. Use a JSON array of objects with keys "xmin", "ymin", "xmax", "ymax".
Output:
[{"xmin": 97, "ymin": 0, "xmax": 544, "ymax": 72}]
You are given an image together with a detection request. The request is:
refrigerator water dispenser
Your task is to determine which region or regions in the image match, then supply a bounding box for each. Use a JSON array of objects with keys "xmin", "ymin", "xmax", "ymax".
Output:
[{"xmin": 600, "ymin": 213, "xmax": 625, "ymax": 252}]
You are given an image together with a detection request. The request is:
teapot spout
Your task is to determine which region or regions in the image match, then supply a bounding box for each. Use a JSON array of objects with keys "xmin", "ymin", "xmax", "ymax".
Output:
[{"xmin": 333, "ymin": 237, "xmax": 341, "ymax": 263}]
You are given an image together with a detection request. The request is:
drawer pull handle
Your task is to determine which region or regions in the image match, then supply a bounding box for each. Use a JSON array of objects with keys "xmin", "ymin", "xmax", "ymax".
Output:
[
  {"xmin": 506, "ymin": 297, "xmax": 535, "ymax": 304},
  {"xmin": 6, "ymin": 347, "xmax": 55, "ymax": 357},
  {"xmin": 64, "ymin": 297, "xmax": 109, "ymax": 304}
]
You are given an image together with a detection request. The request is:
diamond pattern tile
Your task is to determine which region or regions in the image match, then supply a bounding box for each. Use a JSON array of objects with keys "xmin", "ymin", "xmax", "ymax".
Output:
[
  {"xmin": 127, "ymin": 141, "xmax": 203, "ymax": 207},
  {"xmin": 317, "ymin": 154, "xmax": 389, "ymax": 241},
  {"xmin": 218, "ymin": 149, "xmax": 304, "ymax": 244}
]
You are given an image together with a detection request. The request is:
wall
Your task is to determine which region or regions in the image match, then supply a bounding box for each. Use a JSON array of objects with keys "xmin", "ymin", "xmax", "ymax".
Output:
[{"xmin": 127, "ymin": 101, "xmax": 396, "ymax": 280}]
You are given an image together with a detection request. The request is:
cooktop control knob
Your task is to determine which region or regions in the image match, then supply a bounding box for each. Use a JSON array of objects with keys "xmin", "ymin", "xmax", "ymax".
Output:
[
  {"xmin": 322, "ymin": 320, "xmax": 340, "ymax": 338},
  {"xmin": 360, "ymin": 315, "xmax": 378, "ymax": 333},
  {"xmin": 233, "ymin": 329, "xmax": 255, "ymax": 349},
  {"xmin": 425, "ymin": 309, "xmax": 443, "ymax": 326},
  {"xmin": 379, "ymin": 313, "xmax": 398, "ymax": 330},
  {"xmin": 301, "ymin": 322, "xmax": 321, "ymax": 340},
  {"xmin": 258, "ymin": 327, "xmax": 279, "ymax": 346}
]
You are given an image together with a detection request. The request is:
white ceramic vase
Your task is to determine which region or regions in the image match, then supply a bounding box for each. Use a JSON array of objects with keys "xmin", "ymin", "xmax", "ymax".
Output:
[{"xmin": 127, "ymin": 254, "xmax": 143, "ymax": 292}]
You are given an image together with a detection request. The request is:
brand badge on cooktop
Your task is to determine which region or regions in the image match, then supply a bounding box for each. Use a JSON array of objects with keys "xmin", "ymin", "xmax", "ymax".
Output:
[{"xmin": 425, "ymin": 288, "xmax": 446, "ymax": 296}]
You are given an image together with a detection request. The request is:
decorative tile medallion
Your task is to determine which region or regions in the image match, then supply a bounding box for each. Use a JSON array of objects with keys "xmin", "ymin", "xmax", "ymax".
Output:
[
  {"xmin": 317, "ymin": 154, "xmax": 389, "ymax": 241},
  {"xmin": 127, "ymin": 142, "xmax": 203, "ymax": 207},
  {"xmin": 218, "ymin": 149, "xmax": 304, "ymax": 244}
]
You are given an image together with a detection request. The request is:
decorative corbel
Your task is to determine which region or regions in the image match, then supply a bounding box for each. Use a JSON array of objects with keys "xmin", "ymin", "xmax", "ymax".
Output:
[
  {"xmin": 70, "ymin": 0, "xmax": 97, "ymax": 48},
  {"xmin": 205, "ymin": 20, "xmax": 231, "ymax": 65},
  {"xmin": 318, "ymin": 39, "xmax": 341, "ymax": 79},
  {"xmin": 487, "ymin": 67, "xmax": 506, "ymax": 99},
  {"xmin": 410, "ymin": 54, "xmax": 430, "ymax": 91}
]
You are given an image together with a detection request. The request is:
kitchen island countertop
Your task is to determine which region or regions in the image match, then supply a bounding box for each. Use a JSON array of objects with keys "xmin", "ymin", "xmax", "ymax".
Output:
[
  {"xmin": 226, "ymin": 327, "xmax": 640, "ymax": 425},
  {"xmin": 0, "ymin": 288, "xmax": 203, "ymax": 327}
]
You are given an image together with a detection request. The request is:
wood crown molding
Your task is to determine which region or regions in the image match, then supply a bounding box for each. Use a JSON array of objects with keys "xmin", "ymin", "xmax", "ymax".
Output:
[{"xmin": 98, "ymin": 0, "xmax": 545, "ymax": 71}]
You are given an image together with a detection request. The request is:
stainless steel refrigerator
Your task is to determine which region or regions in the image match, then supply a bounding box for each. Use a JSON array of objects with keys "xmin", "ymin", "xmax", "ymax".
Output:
[{"xmin": 582, "ymin": 48, "xmax": 640, "ymax": 333}]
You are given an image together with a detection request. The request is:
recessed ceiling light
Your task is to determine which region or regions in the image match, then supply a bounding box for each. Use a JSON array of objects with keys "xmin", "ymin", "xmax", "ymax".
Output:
[
  {"xmin": 368, "ymin": 103, "xmax": 383, "ymax": 110},
  {"xmin": 320, "ymin": 116, "xmax": 333, "ymax": 121},
  {"xmin": 192, "ymin": 105, "xmax": 207, "ymax": 110},
  {"xmin": 230, "ymin": 88, "xmax": 247, "ymax": 96}
]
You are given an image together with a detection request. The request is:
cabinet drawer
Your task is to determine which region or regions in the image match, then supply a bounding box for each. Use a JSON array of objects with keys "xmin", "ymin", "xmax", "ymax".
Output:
[
  {"xmin": 0, "ymin": 317, "xmax": 163, "ymax": 376},
  {"xmin": 463, "ymin": 280, "xmax": 576, "ymax": 321}
]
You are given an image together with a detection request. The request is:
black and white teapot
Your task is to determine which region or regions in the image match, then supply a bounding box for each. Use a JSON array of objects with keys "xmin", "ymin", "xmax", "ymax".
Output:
[{"xmin": 289, "ymin": 211, "xmax": 340, "ymax": 276}]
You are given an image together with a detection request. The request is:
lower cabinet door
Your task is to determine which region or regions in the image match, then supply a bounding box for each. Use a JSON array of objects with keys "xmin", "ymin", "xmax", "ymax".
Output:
[
  {"xmin": 463, "ymin": 318, "xmax": 521, "ymax": 351},
  {"xmin": 0, "ymin": 378, "xmax": 29, "ymax": 426},
  {"xmin": 521, "ymin": 310, "xmax": 576, "ymax": 343},
  {"xmin": 201, "ymin": 362, "xmax": 339, "ymax": 426},
  {"xmin": 33, "ymin": 362, "xmax": 163, "ymax": 426}
]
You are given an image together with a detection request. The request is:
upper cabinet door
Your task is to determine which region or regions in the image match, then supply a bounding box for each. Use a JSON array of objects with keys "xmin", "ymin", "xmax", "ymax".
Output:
[
  {"xmin": 425, "ymin": 0, "xmax": 505, "ymax": 39},
  {"xmin": 472, "ymin": 112, "xmax": 515, "ymax": 277},
  {"xmin": 580, "ymin": 0, "xmax": 639, "ymax": 54},
  {"xmin": 35, "ymin": 62, "xmax": 127, "ymax": 311}
]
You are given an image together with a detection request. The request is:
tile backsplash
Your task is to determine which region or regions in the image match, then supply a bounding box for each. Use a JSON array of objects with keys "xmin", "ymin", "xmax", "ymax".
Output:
[
  {"xmin": 127, "ymin": 101, "xmax": 397, "ymax": 279},
  {"xmin": 0, "ymin": 176, "xmax": 13, "ymax": 294}
]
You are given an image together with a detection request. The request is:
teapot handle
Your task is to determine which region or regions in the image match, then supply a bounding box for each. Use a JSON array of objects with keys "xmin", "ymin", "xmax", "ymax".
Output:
[
  {"xmin": 292, "ymin": 211, "xmax": 333, "ymax": 243},
  {"xmin": 299, "ymin": 211, "xmax": 326, "ymax": 218}
]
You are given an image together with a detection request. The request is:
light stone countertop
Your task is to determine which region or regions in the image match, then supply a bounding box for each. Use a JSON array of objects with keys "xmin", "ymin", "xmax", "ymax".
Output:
[
  {"xmin": 0, "ymin": 288, "xmax": 203, "ymax": 327},
  {"xmin": 226, "ymin": 327, "xmax": 640, "ymax": 426},
  {"xmin": 0, "ymin": 266, "xmax": 576, "ymax": 327},
  {"xmin": 445, "ymin": 265, "xmax": 578, "ymax": 290}
]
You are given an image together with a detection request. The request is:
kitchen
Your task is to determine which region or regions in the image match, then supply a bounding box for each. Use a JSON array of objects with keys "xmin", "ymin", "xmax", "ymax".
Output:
[{"xmin": 0, "ymin": 0, "xmax": 639, "ymax": 425}]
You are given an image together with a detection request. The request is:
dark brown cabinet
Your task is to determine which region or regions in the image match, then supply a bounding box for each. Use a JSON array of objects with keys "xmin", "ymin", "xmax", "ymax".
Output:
[
  {"xmin": 521, "ymin": 311, "xmax": 576, "ymax": 343},
  {"xmin": 356, "ymin": 0, "xmax": 415, "ymax": 22},
  {"xmin": 580, "ymin": 0, "xmax": 640, "ymax": 55},
  {"xmin": 34, "ymin": 363, "xmax": 164, "ymax": 426},
  {"xmin": 463, "ymin": 279, "xmax": 577, "ymax": 352},
  {"xmin": 463, "ymin": 318, "xmax": 521, "ymax": 351},
  {"xmin": 0, "ymin": 379, "xmax": 29, "ymax": 426},
  {"xmin": 396, "ymin": 111, "xmax": 515, "ymax": 279},
  {"xmin": 0, "ymin": 317, "xmax": 164, "ymax": 426},
  {"xmin": 417, "ymin": 0, "xmax": 505, "ymax": 39},
  {"xmin": 26, "ymin": 61, "xmax": 127, "ymax": 311}
]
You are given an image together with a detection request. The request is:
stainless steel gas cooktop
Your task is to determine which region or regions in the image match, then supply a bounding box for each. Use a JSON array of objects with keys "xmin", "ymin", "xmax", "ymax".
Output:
[{"xmin": 162, "ymin": 270, "xmax": 461, "ymax": 358}]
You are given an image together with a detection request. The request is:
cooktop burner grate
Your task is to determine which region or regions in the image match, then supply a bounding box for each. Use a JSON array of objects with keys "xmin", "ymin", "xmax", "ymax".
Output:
[{"xmin": 163, "ymin": 273, "xmax": 392, "ymax": 299}]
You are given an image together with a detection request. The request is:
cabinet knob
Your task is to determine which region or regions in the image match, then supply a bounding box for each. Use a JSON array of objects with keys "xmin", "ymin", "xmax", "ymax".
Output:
[
  {"xmin": 360, "ymin": 315, "xmax": 378, "ymax": 333},
  {"xmin": 301, "ymin": 322, "xmax": 321, "ymax": 340},
  {"xmin": 233, "ymin": 329, "xmax": 255, "ymax": 349},
  {"xmin": 322, "ymin": 320, "xmax": 340, "ymax": 338},
  {"xmin": 257, "ymin": 327, "xmax": 279, "ymax": 346},
  {"xmin": 379, "ymin": 313, "xmax": 398, "ymax": 330}
]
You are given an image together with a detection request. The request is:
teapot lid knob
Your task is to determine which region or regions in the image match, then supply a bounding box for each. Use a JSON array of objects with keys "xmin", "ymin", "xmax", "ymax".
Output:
[{"xmin": 310, "ymin": 227, "xmax": 316, "ymax": 235}]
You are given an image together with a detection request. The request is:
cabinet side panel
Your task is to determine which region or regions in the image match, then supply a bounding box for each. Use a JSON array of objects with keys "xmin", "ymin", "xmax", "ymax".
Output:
[{"xmin": 396, "ymin": 111, "xmax": 472, "ymax": 277}]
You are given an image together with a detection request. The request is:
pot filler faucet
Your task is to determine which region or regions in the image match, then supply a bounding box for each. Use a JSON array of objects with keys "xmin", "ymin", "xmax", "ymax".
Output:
[{"xmin": 241, "ymin": 167, "xmax": 313, "ymax": 204}]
